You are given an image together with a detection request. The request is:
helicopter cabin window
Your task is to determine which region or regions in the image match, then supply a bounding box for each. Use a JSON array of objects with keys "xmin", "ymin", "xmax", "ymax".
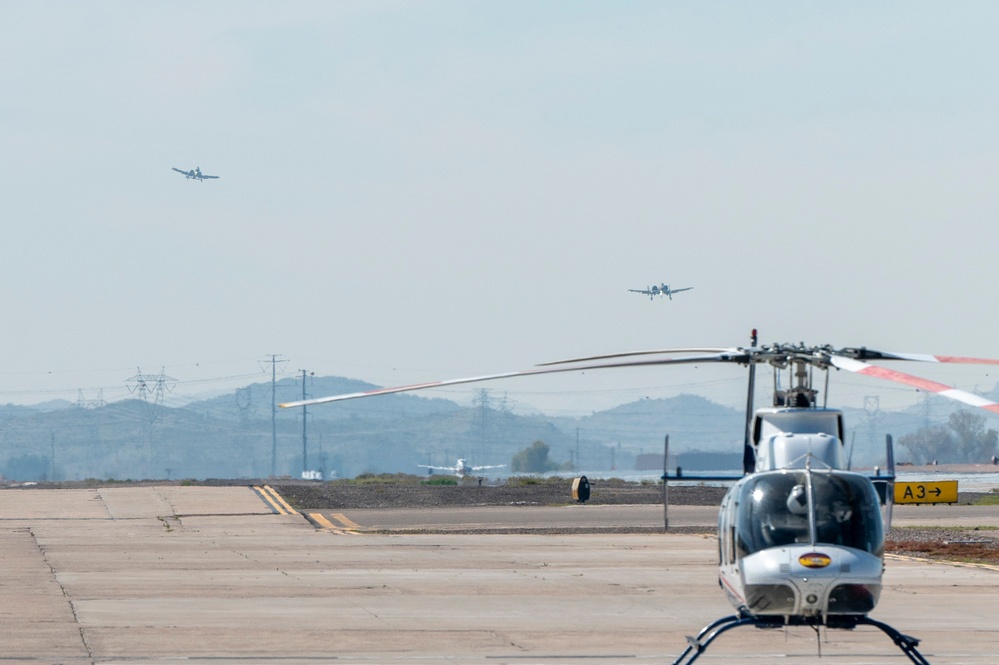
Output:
[
  {"xmin": 735, "ymin": 471, "xmax": 883, "ymax": 558},
  {"xmin": 811, "ymin": 473, "xmax": 884, "ymax": 555}
]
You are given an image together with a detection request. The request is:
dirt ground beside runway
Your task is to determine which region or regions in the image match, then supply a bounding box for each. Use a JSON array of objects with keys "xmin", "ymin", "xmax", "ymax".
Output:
[{"xmin": 272, "ymin": 477, "xmax": 725, "ymax": 510}]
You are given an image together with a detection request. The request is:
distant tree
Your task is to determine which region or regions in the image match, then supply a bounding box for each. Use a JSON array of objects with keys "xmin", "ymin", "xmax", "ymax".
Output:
[
  {"xmin": 899, "ymin": 425, "xmax": 953, "ymax": 464},
  {"xmin": 899, "ymin": 410, "xmax": 998, "ymax": 463},
  {"xmin": 511, "ymin": 440, "xmax": 559, "ymax": 473},
  {"xmin": 947, "ymin": 410, "xmax": 998, "ymax": 462}
]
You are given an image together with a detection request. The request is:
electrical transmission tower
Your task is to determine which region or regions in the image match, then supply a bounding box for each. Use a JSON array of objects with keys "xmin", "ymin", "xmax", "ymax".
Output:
[
  {"xmin": 473, "ymin": 389, "xmax": 492, "ymax": 462},
  {"xmin": 125, "ymin": 368, "xmax": 177, "ymax": 404},
  {"xmin": 123, "ymin": 368, "xmax": 176, "ymax": 480},
  {"xmin": 74, "ymin": 389, "xmax": 106, "ymax": 409},
  {"xmin": 861, "ymin": 395, "xmax": 884, "ymax": 453},
  {"xmin": 234, "ymin": 386, "xmax": 254, "ymax": 421}
]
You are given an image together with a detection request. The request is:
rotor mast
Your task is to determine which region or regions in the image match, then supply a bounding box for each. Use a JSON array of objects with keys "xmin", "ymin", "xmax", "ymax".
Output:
[{"xmin": 742, "ymin": 328, "xmax": 758, "ymax": 474}]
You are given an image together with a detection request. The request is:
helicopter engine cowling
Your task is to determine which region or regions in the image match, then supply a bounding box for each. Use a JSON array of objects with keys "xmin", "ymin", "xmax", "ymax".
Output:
[
  {"xmin": 726, "ymin": 544, "xmax": 883, "ymax": 617},
  {"xmin": 759, "ymin": 432, "xmax": 842, "ymax": 471}
]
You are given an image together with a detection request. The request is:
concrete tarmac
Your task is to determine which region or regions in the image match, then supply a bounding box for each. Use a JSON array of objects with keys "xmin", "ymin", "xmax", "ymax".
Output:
[
  {"xmin": 1, "ymin": 486, "xmax": 997, "ymax": 665},
  {"xmin": 304, "ymin": 502, "xmax": 999, "ymax": 532}
]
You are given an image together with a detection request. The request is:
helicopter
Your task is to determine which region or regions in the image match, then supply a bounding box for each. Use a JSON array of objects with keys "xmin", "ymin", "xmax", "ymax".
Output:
[{"xmin": 280, "ymin": 330, "xmax": 999, "ymax": 664}]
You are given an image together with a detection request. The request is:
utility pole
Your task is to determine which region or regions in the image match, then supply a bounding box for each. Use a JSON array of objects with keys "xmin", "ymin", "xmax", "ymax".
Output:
[
  {"xmin": 261, "ymin": 354, "xmax": 288, "ymax": 477},
  {"xmin": 300, "ymin": 369, "xmax": 311, "ymax": 476}
]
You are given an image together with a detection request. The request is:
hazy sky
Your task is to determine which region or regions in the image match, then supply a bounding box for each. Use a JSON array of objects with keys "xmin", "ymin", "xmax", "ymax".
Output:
[{"xmin": 4, "ymin": 3, "xmax": 999, "ymax": 416}]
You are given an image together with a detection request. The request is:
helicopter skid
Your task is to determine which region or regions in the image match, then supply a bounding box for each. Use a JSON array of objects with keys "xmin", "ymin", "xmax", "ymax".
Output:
[{"xmin": 670, "ymin": 611, "xmax": 930, "ymax": 665}]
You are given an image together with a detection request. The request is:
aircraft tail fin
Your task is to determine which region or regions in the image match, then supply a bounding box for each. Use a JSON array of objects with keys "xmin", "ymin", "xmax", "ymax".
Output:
[{"xmin": 883, "ymin": 434, "xmax": 896, "ymax": 529}]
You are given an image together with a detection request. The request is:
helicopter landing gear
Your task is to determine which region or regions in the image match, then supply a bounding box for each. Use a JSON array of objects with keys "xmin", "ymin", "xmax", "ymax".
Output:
[{"xmin": 670, "ymin": 611, "xmax": 931, "ymax": 665}]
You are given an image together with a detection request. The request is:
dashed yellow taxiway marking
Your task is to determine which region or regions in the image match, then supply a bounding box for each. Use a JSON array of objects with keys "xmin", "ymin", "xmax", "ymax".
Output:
[
  {"xmin": 331, "ymin": 512, "xmax": 361, "ymax": 530},
  {"xmin": 308, "ymin": 512, "xmax": 361, "ymax": 535},
  {"xmin": 887, "ymin": 552, "xmax": 999, "ymax": 572},
  {"xmin": 252, "ymin": 485, "xmax": 299, "ymax": 515}
]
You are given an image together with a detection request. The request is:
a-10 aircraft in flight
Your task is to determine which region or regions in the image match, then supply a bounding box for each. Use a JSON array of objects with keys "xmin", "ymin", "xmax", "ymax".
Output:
[
  {"xmin": 629, "ymin": 282, "xmax": 692, "ymax": 300},
  {"xmin": 172, "ymin": 166, "xmax": 219, "ymax": 181}
]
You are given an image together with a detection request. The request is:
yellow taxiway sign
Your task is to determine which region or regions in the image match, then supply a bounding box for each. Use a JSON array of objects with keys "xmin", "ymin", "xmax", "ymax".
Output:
[{"xmin": 894, "ymin": 480, "xmax": 958, "ymax": 504}]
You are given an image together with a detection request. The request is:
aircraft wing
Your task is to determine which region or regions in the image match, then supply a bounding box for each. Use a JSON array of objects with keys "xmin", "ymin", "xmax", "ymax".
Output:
[
  {"xmin": 418, "ymin": 464, "xmax": 457, "ymax": 472},
  {"xmin": 470, "ymin": 464, "xmax": 505, "ymax": 471},
  {"xmin": 171, "ymin": 168, "xmax": 189, "ymax": 175},
  {"xmin": 628, "ymin": 289, "xmax": 650, "ymax": 295},
  {"xmin": 201, "ymin": 174, "xmax": 219, "ymax": 179},
  {"xmin": 670, "ymin": 287, "xmax": 693, "ymax": 294}
]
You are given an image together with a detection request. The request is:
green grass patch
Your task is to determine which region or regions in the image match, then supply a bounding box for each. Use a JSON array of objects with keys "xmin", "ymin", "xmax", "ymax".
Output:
[
  {"xmin": 507, "ymin": 475, "xmax": 566, "ymax": 487},
  {"xmin": 344, "ymin": 473, "xmax": 425, "ymax": 485},
  {"xmin": 420, "ymin": 477, "xmax": 458, "ymax": 486}
]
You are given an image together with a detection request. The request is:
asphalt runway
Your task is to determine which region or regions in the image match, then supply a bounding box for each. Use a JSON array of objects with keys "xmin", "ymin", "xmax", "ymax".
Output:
[{"xmin": 2, "ymin": 486, "xmax": 998, "ymax": 665}]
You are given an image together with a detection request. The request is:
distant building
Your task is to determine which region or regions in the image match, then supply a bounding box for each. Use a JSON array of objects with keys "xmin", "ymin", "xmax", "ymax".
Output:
[{"xmin": 634, "ymin": 453, "xmax": 665, "ymax": 471}]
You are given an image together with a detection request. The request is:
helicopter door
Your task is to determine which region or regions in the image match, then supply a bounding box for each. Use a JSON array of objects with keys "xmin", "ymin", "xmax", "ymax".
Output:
[{"xmin": 734, "ymin": 472, "xmax": 810, "ymax": 558}]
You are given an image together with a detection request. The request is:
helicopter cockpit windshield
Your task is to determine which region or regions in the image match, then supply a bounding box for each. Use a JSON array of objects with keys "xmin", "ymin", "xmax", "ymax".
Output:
[{"xmin": 736, "ymin": 470, "xmax": 884, "ymax": 558}]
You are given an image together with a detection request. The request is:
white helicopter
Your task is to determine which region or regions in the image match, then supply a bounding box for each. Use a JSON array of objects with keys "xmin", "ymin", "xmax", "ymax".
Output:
[
  {"xmin": 419, "ymin": 458, "xmax": 506, "ymax": 478},
  {"xmin": 281, "ymin": 330, "xmax": 999, "ymax": 664}
]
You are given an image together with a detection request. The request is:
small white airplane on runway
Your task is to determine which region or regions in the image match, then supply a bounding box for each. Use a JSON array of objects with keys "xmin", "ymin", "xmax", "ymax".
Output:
[{"xmin": 419, "ymin": 458, "xmax": 505, "ymax": 478}]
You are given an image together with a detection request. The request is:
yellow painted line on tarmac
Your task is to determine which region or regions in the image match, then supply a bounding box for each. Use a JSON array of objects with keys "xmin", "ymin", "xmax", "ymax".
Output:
[
  {"xmin": 262, "ymin": 485, "xmax": 298, "ymax": 515},
  {"xmin": 887, "ymin": 553, "xmax": 999, "ymax": 572},
  {"xmin": 331, "ymin": 512, "xmax": 362, "ymax": 530},
  {"xmin": 252, "ymin": 485, "xmax": 299, "ymax": 515},
  {"xmin": 308, "ymin": 512, "xmax": 338, "ymax": 529},
  {"xmin": 307, "ymin": 512, "xmax": 360, "ymax": 535}
]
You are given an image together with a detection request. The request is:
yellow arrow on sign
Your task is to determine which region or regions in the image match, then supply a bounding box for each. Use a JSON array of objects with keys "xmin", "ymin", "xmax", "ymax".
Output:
[{"xmin": 894, "ymin": 480, "xmax": 958, "ymax": 504}]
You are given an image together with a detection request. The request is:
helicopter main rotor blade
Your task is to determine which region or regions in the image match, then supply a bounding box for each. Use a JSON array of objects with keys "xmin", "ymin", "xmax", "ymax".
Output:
[
  {"xmin": 835, "ymin": 348, "xmax": 999, "ymax": 365},
  {"xmin": 537, "ymin": 347, "xmax": 742, "ymax": 366},
  {"xmin": 829, "ymin": 355, "xmax": 999, "ymax": 414},
  {"xmin": 280, "ymin": 351, "xmax": 742, "ymax": 408}
]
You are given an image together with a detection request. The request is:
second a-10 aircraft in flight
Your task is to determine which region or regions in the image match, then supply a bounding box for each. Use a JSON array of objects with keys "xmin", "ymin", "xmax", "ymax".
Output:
[
  {"xmin": 629, "ymin": 281, "xmax": 692, "ymax": 300},
  {"xmin": 172, "ymin": 166, "xmax": 219, "ymax": 181}
]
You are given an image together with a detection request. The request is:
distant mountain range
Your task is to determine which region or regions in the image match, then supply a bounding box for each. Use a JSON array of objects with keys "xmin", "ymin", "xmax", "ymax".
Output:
[{"xmin": 1, "ymin": 374, "xmax": 990, "ymax": 481}]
